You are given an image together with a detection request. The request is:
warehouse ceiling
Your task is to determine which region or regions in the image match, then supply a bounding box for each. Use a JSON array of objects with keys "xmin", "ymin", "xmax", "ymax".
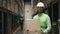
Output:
[{"xmin": 24, "ymin": 0, "xmax": 31, "ymax": 2}]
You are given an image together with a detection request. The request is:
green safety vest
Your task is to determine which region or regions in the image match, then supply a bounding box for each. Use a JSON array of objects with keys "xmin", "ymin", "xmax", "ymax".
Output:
[
  {"xmin": 33, "ymin": 13, "xmax": 48, "ymax": 31},
  {"xmin": 19, "ymin": 17, "xmax": 24, "ymax": 23}
]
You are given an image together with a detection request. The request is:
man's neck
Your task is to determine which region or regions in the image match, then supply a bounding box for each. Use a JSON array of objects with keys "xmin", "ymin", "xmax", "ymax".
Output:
[{"xmin": 38, "ymin": 13, "xmax": 43, "ymax": 17}]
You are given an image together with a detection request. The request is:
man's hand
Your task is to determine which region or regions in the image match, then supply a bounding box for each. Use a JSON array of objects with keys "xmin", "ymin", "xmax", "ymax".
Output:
[{"xmin": 41, "ymin": 31, "xmax": 44, "ymax": 34}]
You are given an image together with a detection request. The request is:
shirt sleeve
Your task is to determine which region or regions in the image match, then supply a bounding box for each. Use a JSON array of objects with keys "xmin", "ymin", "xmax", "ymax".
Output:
[{"xmin": 43, "ymin": 16, "xmax": 51, "ymax": 33}]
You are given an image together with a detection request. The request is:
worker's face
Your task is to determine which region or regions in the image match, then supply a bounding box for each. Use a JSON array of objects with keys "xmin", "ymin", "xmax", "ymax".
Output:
[{"xmin": 37, "ymin": 7, "xmax": 44, "ymax": 14}]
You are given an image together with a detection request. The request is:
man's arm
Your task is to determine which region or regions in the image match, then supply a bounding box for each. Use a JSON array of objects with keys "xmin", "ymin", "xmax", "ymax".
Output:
[{"xmin": 43, "ymin": 16, "xmax": 51, "ymax": 33}]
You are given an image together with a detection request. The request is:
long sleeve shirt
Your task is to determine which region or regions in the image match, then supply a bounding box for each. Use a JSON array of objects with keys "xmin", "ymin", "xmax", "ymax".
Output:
[{"xmin": 43, "ymin": 16, "xmax": 51, "ymax": 33}]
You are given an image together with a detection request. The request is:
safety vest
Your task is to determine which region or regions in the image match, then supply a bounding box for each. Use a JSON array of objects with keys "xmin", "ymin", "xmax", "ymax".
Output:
[
  {"xmin": 33, "ymin": 13, "xmax": 48, "ymax": 31},
  {"xmin": 19, "ymin": 17, "xmax": 24, "ymax": 23}
]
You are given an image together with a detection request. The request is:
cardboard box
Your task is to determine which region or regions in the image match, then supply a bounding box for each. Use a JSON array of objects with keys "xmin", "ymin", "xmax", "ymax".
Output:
[
  {"xmin": 23, "ymin": 19, "xmax": 42, "ymax": 34},
  {"xmin": 23, "ymin": 30, "xmax": 41, "ymax": 34}
]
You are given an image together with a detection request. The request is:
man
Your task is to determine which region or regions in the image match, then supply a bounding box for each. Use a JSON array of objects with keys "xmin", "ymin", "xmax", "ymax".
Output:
[
  {"xmin": 19, "ymin": 16, "xmax": 24, "ymax": 30},
  {"xmin": 33, "ymin": 2, "xmax": 51, "ymax": 34}
]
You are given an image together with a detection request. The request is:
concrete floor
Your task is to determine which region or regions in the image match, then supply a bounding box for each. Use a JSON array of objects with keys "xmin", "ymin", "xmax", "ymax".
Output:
[
  {"xmin": 15, "ymin": 29, "xmax": 22, "ymax": 34},
  {"xmin": 13, "ymin": 26, "xmax": 23, "ymax": 34}
]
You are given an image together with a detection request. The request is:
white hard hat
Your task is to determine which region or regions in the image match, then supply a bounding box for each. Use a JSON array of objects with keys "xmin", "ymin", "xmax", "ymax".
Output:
[{"xmin": 37, "ymin": 2, "xmax": 45, "ymax": 7}]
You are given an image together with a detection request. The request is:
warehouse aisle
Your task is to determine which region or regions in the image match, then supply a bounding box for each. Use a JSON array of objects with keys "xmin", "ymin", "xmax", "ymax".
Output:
[{"xmin": 0, "ymin": 0, "xmax": 60, "ymax": 34}]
